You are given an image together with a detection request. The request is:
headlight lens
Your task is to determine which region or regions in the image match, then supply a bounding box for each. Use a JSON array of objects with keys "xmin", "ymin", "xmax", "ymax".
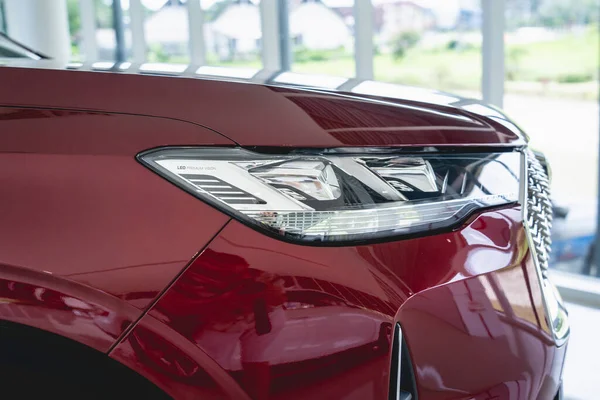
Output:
[{"xmin": 140, "ymin": 148, "xmax": 521, "ymax": 243}]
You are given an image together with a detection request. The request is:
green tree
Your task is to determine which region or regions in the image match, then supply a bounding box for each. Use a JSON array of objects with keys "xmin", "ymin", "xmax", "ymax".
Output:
[
  {"xmin": 390, "ymin": 31, "xmax": 421, "ymax": 61},
  {"xmin": 66, "ymin": 0, "xmax": 115, "ymax": 35},
  {"xmin": 538, "ymin": 0, "xmax": 599, "ymax": 27},
  {"xmin": 67, "ymin": 0, "xmax": 81, "ymax": 37},
  {"xmin": 95, "ymin": 0, "xmax": 114, "ymax": 29}
]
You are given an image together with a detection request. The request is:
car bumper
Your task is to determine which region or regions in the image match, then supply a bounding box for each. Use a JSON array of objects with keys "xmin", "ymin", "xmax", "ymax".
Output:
[{"xmin": 111, "ymin": 205, "xmax": 569, "ymax": 399}]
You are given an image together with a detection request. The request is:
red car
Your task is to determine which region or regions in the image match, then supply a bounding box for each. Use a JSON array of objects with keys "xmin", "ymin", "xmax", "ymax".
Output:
[{"xmin": 0, "ymin": 50, "xmax": 568, "ymax": 399}]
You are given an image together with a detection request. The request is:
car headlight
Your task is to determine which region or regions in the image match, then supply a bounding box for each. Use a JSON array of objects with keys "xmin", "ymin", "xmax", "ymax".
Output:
[{"xmin": 139, "ymin": 148, "xmax": 521, "ymax": 244}]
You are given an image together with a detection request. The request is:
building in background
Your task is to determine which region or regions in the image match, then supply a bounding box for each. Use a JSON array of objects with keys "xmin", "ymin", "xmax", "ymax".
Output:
[
  {"xmin": 90, "ymin": 0, "xmax": 486, "ymax": 63},
  {"xmin": 378, "ymin": 1, "xmax": 435, "ymax": 45},
  {"xmin": 291, "ymin": 1, "xmax": 351, "ymax": 50}
]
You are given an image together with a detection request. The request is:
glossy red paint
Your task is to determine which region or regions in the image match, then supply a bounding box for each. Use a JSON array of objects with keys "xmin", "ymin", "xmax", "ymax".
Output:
[
  {"xmin": 110, "ymin": 312, "xmax": 251, "ymax": 400},
  {"xmin": 0, "ymin": 107, "xmax": 230, "ymax": 318},
  {"xmin": 0, "ymin": 262, "xmax": 139, "ymax": 352},
  {"xmin": 0, "ymin": 67, "xmax": 524, "ymax": 147},
  {"xmin": 0, "ymin": 107, "xmax": 233, "ymax": 154},
  {"xmin": 0, "ymin": 69, "xmax": 563, "ymax": 399},
  {"xmin": 108, "ymin": 207, "xmax": 564, "ymax": 399}
]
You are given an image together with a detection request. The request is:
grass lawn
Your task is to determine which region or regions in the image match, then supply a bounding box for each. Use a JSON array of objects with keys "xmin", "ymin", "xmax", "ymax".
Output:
[
  {"xmin": 506, "ymin": 28, "xmax": 598, "ymax": 83},
  {"xmin": 183, "ymin": 27, "xmax": 598, "ymax": 99},
  {"xmin": 373, "ymin": 50, "xmax": 482, "ymax": 90}
]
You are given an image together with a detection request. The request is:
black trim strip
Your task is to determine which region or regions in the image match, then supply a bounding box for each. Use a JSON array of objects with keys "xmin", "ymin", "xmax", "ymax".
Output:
[
  {"xmin": 389, "ymin": 323, "xmax": 418, "ymax": 400},
  {"xmin": 248, "ymin": 145, "xmax": 524, "ymax": 156}
]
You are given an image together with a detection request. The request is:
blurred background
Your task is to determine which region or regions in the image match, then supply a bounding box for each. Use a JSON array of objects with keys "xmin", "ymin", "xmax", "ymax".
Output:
[{"xmin": 0, "ymin": 0, "xmax": 598, "ymax": 398}]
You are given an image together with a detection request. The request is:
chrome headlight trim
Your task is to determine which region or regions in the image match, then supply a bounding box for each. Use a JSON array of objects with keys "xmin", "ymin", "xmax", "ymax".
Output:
[{"xmin": 139, "ymin": 147, "xmax": 521, "ymax": 246}]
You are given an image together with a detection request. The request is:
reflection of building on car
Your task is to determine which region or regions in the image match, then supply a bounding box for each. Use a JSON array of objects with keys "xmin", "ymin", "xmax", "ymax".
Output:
[
  {"xmin": 197, "ymin": 289, "xmax": 392, "ymax": 373},
  {"xmin": 149, "ymin": 248, "xmax": 395, "ymax": 396}
]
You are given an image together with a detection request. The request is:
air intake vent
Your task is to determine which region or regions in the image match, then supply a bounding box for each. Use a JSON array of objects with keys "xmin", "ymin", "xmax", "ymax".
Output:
[{"xmin": 180, "ymin": 174, "xmax": 266, "ymax": 205}]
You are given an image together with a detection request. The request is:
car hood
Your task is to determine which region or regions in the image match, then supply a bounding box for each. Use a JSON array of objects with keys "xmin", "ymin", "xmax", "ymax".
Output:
[{"xmin": 0, "ymin": 66, "xmax": 526, "ymax": 148}]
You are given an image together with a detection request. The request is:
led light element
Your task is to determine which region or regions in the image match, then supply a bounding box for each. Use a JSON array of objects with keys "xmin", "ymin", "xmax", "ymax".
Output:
[{"xmin": 140, "ymin": 148, "xmax": 521, "ymax": 243}]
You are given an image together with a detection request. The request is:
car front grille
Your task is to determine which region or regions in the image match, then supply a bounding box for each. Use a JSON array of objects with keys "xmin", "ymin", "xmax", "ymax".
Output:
[{"xmin": 526, "ymin": 151, "xmax": 553, "ymax": 274}]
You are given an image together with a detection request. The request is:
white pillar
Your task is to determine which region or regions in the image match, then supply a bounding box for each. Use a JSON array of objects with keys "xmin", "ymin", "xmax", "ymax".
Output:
[
  {"xmin": 354, "ymin": 0, "xmax": 374, "ymax": 80},
  {"xmin": 260, "ymin": 0, "xmax": 282, "ymax": 71},
  {"xmin": 79, "ymin": 0, "xmax": 97, "ymax": 62},
  {"xmin": 129, "ymin": 0, "xmax": 147, "ymax": 65},
  {"xmin": 482, "ymin": 0, "xmax": 505, "ymax": 108},
  {"xmin": 4, "ymin": 0, "xmax": 71, "ymax": 63},
  {"xmin": 188, "ymin": 0, "xmax": 206, "ymax": 66}
]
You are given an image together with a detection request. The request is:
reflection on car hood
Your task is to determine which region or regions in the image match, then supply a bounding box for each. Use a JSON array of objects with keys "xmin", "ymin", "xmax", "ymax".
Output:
[{"xmin": 0, "ymin": 63, "xmax": 527, "ymax": 148}]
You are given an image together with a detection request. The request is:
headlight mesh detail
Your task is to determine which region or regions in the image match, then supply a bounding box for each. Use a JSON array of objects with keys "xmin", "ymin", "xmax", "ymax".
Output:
[{"xmin": 526, "ymin": 152, "xmax": 553, "ymax": 272}]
